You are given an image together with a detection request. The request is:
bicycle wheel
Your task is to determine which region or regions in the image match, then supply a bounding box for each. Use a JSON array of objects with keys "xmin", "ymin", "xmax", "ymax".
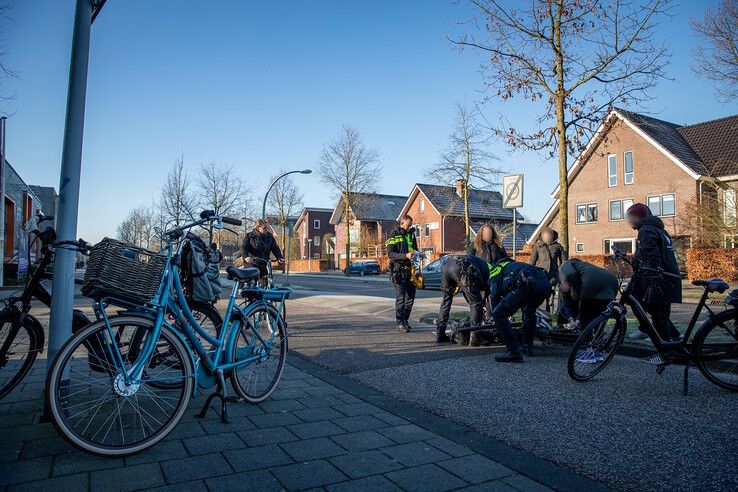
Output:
[
  {"xmin": 694, "ymin": 309, "xmax": 738, "ymax": 392},
  {"xmin": 0, "ymin": 313, "xmax": 43, "ymax": 400},
  {"xmin": 567, "ymin": 314, "xmax": 626, "ymax": 382},
  {"xmin": 229, "ymin": 304, "xmax": 287, "ymax": 403},
  {"xmin": 46, "ymin": 316, "xmax": 194, "ymax": 456}
]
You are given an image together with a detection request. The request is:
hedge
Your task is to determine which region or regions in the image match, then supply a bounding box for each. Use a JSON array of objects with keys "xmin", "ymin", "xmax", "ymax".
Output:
[
  {"xmin": 685, "ymin": 248, "xmax": 738, "ymax": 282},
  {"xmin": 289, "ymin": 259, "xmax": 329, "ymax": 272}
]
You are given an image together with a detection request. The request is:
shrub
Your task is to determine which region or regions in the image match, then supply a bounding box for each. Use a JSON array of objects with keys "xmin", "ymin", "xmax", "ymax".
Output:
[{"xmin": 685, "ymin": 248, "xmax": 738, "ymax": 281}]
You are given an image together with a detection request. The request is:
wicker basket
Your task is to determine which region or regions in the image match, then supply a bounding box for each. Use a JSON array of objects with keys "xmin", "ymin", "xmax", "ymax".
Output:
[{"xmin": 82, "ymin": 238, "xmax": 167, "ymax": 305}]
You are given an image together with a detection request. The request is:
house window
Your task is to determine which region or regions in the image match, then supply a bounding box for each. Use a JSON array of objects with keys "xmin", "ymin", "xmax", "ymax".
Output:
[
  {"xmin": 647, "ymin": 194, "xmax": 675, "ymax": 217},
  {"xmin": 604, "ymin": 238, "xmax": 635, "ymax": 254},
  {"xmin": 725, "ymin": 235, "xmax": 738, "ymax": 248},
  {"xmin": 576, "ymin": 203, "xmax": 598, "ymax": 224},
  {"xmin": 608, "ymin": 155, "xmax": 617, "ymax": 187},
  {"xmin": 313, "ymin": 219, "xmax": 320, "ymax": 230},
  {"xmin": 624, "ymin": 151, "xmax": 634, "ymax": 184},
  {"xmin": 424, "ymin": 224, "xmax": 430, "ymax": 236},
  {"xmin": 313, "ymin": 253, "xmax": 321, "ymax": 259},
  {"xmin": 609, "ymin": 198, "xmax": 634, "ymax": 221},
  {"xmin": 724, "ymin": 189, "xmax": 737, "ymax": 227},
  {"xmin": 419, "ymin": 199, "xmax": 425, "ymax": 213},
  {"xmin": 313, "ymin": 236, "xmax": 320, "ymax": 247},
  {"xmin": 575, "ymin": 243, "xmax": 584, "ymax": 253}
]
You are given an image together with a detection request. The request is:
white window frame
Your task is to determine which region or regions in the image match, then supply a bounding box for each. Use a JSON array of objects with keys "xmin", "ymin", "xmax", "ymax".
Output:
[
  {"xmin": 603, "ymin": 237, "xmax": 636, "ymax": 255},
  {"xmin": 313, "ymin": 219, "xmax": 320, "ymax": 230},
  {"xmin": 623, "ymin": 151, "xmax": 634, "ymax": 185},
  {"xmin": 419, "ymin": 199, "xmax": 425, "ymax": 213},
  {"xmin": 725, "ymin": 234, "xmax": 738, "ymax": 248},
  {"xmin": 576, "ymin": 203, "xmax": 598, "ymax": 224},
  {"xmin": 313, "ymin": 236, "xmax": 320, "ymax": 247},
  {"xmin": 647, "ymin": 193, "xmax": 676, "ymax": 218},
  {"xmin": 575, "ymin": 243, "xmax": 584, "ymax": 253},
  {"xmin": 609, "ymin": 198, "xmax": 634, "ymax": 222},
  {"xmin": 608, "ymin": 154, "xmax": 617, "ymax": 187},
  {"xmin": 724, "ymin": 189, "xmax": 737, "ymax": 227}
]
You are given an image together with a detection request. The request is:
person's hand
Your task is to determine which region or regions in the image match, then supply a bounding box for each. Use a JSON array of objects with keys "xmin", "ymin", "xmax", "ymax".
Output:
[
  {"xmin": 277, "ymin": 258, "xmax": 286, "ymax": 264},
  {"xmin": 567, "ymin": 320, "xmax": 581, "ymax": 331},
  {"xmin": 405, "ymin": 253, "xmax": 413, "ymax": 259},
  {"xmin": 244, "ymin": 256, "xmax": 253, "ymax": 263}
]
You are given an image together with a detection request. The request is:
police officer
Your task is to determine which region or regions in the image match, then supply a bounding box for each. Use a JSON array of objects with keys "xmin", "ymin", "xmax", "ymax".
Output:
[
  {"xmin": 387, "ymin": 215, "xmax": 420, "ymax": 332},
  {"xmin": 435, "ymin": 255, "xmax": 491, "ymax": 345},
  {"xmin": 488, "ymin": 258, "xmax": 551, "ymax": 362}
]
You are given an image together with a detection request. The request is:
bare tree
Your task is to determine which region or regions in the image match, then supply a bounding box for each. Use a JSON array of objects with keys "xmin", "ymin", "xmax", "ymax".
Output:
[
  {"xmin": 160, "ymin": 156, "xmax": 196, "ymax": 228},
  {"xmin": 318, "ymin": 125, "xmax": 381, "ymax": 273},
  {"xmin": 267, "ymin": 170, "xmax": 304, "ymax": 257},
  {"xmin": 0, "ymin": 1, "xmax": 16, "ymax": 103},
  {"xmin": 692, "ymin": 0, "xmax": 738, "ymax": 101},
  {"xmin": 197, "ymin": 161, "xmax": 252, "ymax": 246},
  {"xmin": 428, "ymin": 102, "xmax": 504, "ymax": 248},
  {"xmin": 684, "ymin": 177, "xmax": 738, "ymax": 247},
  {"xmin": 117, "ymin": 205, "xmax": 155, "ymax": 249},
  {"xmin": 453, "ymin": 0, "xmax": 673, "ymax": 250}
]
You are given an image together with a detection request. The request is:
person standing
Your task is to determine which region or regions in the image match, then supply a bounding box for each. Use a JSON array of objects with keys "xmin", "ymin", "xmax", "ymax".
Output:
[
  {"xmin": 467, "ymin": 224, "xmax": 508, "ymax": 264},
  {"xmin": 625, "ymin": 203, "xmax": 682, "ymax": 343},
  {"xmin": 387, "ymin": 215, "xmax": 420, "ymax": 333},
  {"xmin": 530, "ymin": 227, "xmax": 567, "ymax": 316}
]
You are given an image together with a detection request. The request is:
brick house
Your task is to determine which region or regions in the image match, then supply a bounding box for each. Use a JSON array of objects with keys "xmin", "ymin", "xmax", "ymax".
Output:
[
  {"xmin": 329, "ymin": 193, "xmax": 406, "ymax": 264},
  {"xmin": 293, "ymin": 207, "xmax": 335, "ymax": 260},
  {"xmin": 531, "ymin": 108, "xmax": 738, "ymax": 259},
  {"xmin": 396, "ymin": 182, "xmax": 530, "ymax": 256}
]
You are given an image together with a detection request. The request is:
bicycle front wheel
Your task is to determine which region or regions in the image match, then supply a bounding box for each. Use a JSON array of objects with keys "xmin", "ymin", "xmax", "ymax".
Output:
[
  {"xmin": 230, "ymin": 304, "xmax": 287, "ymax": 403},
  {"xmin": 694, "ymin": 309, "xmax": 738, "ymax": 392},
  {"xmin": 567, "ymin": 314, "xmax": 626, "ymax": 382},
  {"xmin": 0, "ymin": 313, "xmax": 43, "ymax": 400},
  {"xmin": 46, "ymin": 316, "xmax": 194, "ymax": 456}
]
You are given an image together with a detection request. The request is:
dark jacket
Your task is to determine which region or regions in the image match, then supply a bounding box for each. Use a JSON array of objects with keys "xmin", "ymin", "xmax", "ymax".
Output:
[
  {"xmin": 241, "ymin": 230, "xmax": 283, "ymax": 264},
  {"xmin": 467, "ymin": 242, "xmax": 508, "ymax": 265},
  {"xmin": 634, "ymin": 215, "xmax": 682, "ymax": 303},
  {"xmin": 488, "ymin": 259, "xmax": 548, "ymax": 305},
  {"xmin": 386, "ymin": 227, "xmax": 419, "ymax": 283},
  {"xmin": 559, "ymin": 259, "xmax": 618, "ymax": 303},
  {"xmin": 441, "ymin": 255, "xmax": 491, "ymax": 293},
  {"xmin": 530, "ymin": 234, "xmax": 567, "ymax": 279}
]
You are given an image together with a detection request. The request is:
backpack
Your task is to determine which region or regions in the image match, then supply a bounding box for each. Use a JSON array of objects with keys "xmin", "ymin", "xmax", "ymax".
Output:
[{"xmin": 181, "ymin": 233, "xmax": 222, "ymax": 303}]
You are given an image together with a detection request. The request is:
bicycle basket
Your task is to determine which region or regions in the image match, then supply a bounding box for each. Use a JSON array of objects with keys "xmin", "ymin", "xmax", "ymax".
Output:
[{"xmin": 82, "ymin": 238, "xmax": 167, "ymax": 305}]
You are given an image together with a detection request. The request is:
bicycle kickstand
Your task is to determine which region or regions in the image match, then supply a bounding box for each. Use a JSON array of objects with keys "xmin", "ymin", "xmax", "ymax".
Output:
[{"xmin": 195, "ymin": 370, "xmax": 241, "ymax": 424}]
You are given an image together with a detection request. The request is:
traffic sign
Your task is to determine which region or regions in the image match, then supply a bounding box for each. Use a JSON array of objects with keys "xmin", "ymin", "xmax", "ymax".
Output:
[{"xmin": 503, "ymin": 174, "xmax": 524, "ymax": 209}]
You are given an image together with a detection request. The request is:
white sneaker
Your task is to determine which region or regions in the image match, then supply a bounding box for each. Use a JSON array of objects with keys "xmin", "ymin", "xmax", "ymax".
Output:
[
  {"xmin": 642, "ymin": 354, "xmax": 664, "ymax": 365},
  {"xmin": 628, "ymin": 330, "xmax": 649, "ymax": 340}
]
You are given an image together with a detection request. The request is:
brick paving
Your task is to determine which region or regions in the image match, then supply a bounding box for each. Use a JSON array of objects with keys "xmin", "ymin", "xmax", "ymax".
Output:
[{"xmin": 0, "ymin": 355, "xmax": 605, "ymax": 492}]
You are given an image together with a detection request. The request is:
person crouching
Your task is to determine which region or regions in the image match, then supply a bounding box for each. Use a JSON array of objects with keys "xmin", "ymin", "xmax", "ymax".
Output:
[{"xmin": 558, "ymin": 259, "xmax": 619, "ymax": 333}]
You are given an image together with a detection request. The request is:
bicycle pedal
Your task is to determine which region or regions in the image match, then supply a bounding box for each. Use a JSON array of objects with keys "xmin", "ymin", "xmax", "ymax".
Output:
[{"xmin": 655, "ymin": 364, "xmax": 666, "ymax": 375}]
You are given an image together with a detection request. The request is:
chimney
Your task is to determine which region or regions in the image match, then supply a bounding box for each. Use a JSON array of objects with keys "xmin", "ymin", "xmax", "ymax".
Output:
[{"xmin": 455, "ymin": 179, "xmax": 466, "ymax": 197}]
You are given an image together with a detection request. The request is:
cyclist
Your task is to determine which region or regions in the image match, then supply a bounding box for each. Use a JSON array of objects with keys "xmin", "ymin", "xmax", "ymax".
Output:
[
  {"xmin": 558, "ymin": 258, "xmax": 618, "ymax": 338},
  {"xmin": 240, "ymin": 219, "xmax": 284, "ymax": 277},
  {"xmin": 434, "ymin": 254, "xmax": 491, "ymax": 345},
  {"xmin": 387, "ymin": 215, "xmax": 420, "ymax": 333},
  {"xmin": 488, "ymin": 258, "xmax": 551, "ymax": 362},
  {"xmin": 467, "ymin": 223, "xmax": 508, "ymax": 264},
  {"xmin": 625, "ymin": 203, "xmax": 682, "ymax": 342}
]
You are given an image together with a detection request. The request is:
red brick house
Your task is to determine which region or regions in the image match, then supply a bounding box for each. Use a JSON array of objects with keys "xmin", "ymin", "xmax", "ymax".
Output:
[
  {"xmin": 396, "ymin": 182, "xmax": 530, "ymax": 256},
  {"xmin": 329, "ymin": 193, "xmax": 406, "ymax": 264},
  {"xmin": 293, "ymin": 207, "xmax": 335, "ymax": 260},
  {"xmin": 531, "ymin": 108, "xmax": 738, "ymax": 258}
]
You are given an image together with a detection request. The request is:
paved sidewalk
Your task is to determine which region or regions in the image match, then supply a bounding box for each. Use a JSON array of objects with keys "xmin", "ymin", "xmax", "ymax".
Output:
[{"xmin": 0, "ymin": 356, "xmax": 606, "ymax": 492}]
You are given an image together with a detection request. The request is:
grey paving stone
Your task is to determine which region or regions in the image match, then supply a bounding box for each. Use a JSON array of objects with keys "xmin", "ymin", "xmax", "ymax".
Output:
[
  {"xmin": 278, "ymin": 378, "xmax": 312, "ymax": 389},
  {"xmin": 223, "ymin": 444, "xmax": 293, "ymax": 472},
  {"xmin": 0, "ymin": 457, "xmax": 52, "ymax": 486},
  {"xmin": 2, "ymin": 422, "xmax": 58, "ymax": 443},
  {"xmin": 297, "ymin": 395, "xmax": 344, "ymax": 408},
  {"xmin": 90, "ymin": 462, "xmax": 166, "ymax": 491},
  {"xmin": 167, "ymin": 421, "xmax": 207, "ymax": 440},
  {"xmin": 205, "ymin": 469, "xmax": 283, "ymax": 491},
  {"xmin": 249, "ymin": 411, "xmax": 302, "ymax": 429},
  {"xmin": 329, "ymin": 450, "xmax": 403, "ymax": 479},
  {"xmin": 454, "ymin": 481, "xmax": 518, "ymax": 492},
  {"xmin": 438, "ymin": 455, "xmax": 515, "ymax": 484},
  {"xmin": 327, "ymin": 475, "xmax": 402, "ymax": 492},
  {"xmin": 287, "ymin": 420, "xmax": 345, "ymax": 439},
  {"xmin": 501, "ymin": 474, "xmax": 554, "ymax": 492},
  {"xmin": 7, "ymin": 472, "xmax": 88, "ymax": 492},
  {"xmin": 125, "ymin": 439, "xmax": 189, "ymax": 465},
  {"xmin": 377, "ymin": 424, "xmax": 435, "ymax": 444},
  {"xmin": 334, "ymin": 415, "xmax": 387, "ymax": 432},
  {"xmin": 258, "ymin": 398, "xmax": 308, "ymax": 413},
  {"xmin": 183, "ymin": 432, "xmax": 246, "ymax": 455},
  {"xmin": 0, "ymin": 441, "xmax": 23, "ymax": 462},
  {"xmin": 385, "ymin": 463, "xmax": 469, "ymax": 492},
  {"xmin": 18, "ymin": 436, "xmax": 70, "ymax": 460},
  {"xmin": 199, "ymin": 415, "xmax": 257, "ymax": 435},
  {"xmin": 160, "ymin": 454, "xmax": 233, "ymax": 483},
  {"xmin": 330, "ymin": 430, "xmax": 396, "ymax": 452},
  {"xmin": 293, "ymin": 406, "xmax": 346, "ymax": 422},
  {"xmin": 382, "ymin": 441, "xmax": 451, "ymax": 467},
  {"xmin": 271, "ymin": 459, "xmax": 347, "ymax": 490},
  {"xmin": 237, "ymin": 426, "xmax": 299, "ymax": 447},
  {"xmin": 148, "ymin": 480, "xmax": 208, "ymax": 492},
  {"xmin": 280, "ymin": 437, "xmax": 348, "ymax": 461},
  {"xmin": 373, "ymin": 411, "xmax": 411, "ymax": 426},
  {"xmin": 227, "ymin": 402, "xmax": 267, "ymax": 417},
  {"xmin": 424, "ymin": 437, "xmax": 475, "ymax": 458},
  {"xmin": 334, "ymin": 393, "xmax": 363, "ymax": 404},
  {"xmin": 304, "ymin": 385, "xmax": 346, "ymax": 396},
  {"xmin": 333, "ymin": 402, "xmax": 382, "ymax": 417},
  {"xmin": 53, "ymin": 452, "xmax": 123, "ymax": 476},
  {"xmin": 269, "ymin": 388, "xmax": 312, "ymax": 400}
]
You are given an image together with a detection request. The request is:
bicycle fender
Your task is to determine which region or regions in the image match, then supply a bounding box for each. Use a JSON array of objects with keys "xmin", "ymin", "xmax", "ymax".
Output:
[{"xmin": 21, "ymin": 313, "xmax": 45, "ymax": 352}]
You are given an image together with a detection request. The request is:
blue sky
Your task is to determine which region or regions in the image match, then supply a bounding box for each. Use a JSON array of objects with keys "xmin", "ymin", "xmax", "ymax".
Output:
[{"xmin": 2, "ymin": 0, "xmax": 736, "ymax": 242}]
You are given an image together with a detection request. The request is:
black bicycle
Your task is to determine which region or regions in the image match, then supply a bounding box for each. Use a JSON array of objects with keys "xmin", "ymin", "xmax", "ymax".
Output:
[
  {"xmin": 0, "ymin": 215, "xmax": 91, "ymax": 399},
  {"xmin": 567, "ymin": 248, "xmax": 738, "ymax": 395}
]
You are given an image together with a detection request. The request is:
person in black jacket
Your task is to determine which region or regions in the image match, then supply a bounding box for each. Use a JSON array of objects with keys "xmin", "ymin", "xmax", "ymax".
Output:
[
  {"xmin": 387, "ymin": 215, "xmax": 421, "ymax": 332},
  {"xmin": 240, "ymin": 219, "xmax": 284, "ymax": 277},
  {"xmin": 488, "ymin": 258, "xmax": 551, "ymax": 362},
  {"xmin": 467, "ymin": 224, "xmax": 508, "ymax": 265},
  {"xmin": 626, "ymin": 203, "xmax": 682, "ymax": 342},
  {"xmin": 435, "ymin": 255, "xmax": 491, "ymax": 345}
]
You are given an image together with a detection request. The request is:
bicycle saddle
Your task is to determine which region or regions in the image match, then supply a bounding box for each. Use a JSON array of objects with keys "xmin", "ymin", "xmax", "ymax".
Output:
[
  {"xmin": 691, "ymin": 278, "xmax": 730, "ymax": 293},
  {"xmin": 225, "ymin": 265, "xmax": 260, "ymax": 282}
]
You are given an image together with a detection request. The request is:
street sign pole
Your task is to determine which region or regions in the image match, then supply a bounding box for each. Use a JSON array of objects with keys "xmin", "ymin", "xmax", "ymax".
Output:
[{"xmin": 512, "ymin": 211, "xmax": 517, "ymax": 260}]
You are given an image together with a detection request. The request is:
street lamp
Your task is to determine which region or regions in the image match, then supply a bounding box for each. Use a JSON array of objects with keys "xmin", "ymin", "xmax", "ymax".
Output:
[{"xmin": 261, "ymin": 169, "xmax": 312, "ymax": 219}]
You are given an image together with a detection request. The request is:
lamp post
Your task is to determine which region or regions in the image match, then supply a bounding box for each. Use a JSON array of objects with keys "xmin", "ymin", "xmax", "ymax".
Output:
[{"xmin": 261, "ymin": 169, "xmax": 312, "ymax": 220}]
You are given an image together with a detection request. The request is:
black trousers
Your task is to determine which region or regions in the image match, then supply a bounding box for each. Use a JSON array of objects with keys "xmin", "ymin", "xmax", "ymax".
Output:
[
  {"xmin": 491, "ymin": 278, "xmax": 550, "ymax": 354},
  {"xmin": 437, "ymin": 288, "xmax": 485, "ymax": 330},
  {"xmin": 394, "ymin": 281, "xmax": 416, "ymax": 324},
  {"xmin": 644, "ymin": 301, "xmax": 681, "ymax": 341},
  {"xmin": 578, "ymin": 299, "xmax": 611, "ymax": 330}
]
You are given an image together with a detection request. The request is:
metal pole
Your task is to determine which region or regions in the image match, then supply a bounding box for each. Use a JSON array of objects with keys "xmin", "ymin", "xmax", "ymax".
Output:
[
  {"xmin": 47, "ymin": 0, "xmax": 94, "ymax": 374},
  {"xmin": 0, "ymin": 116, "xmax": 6, "ymax": 287},
  {"xmin": 512, "ymin": 210, "xmax": 517, "ymax": 260}
]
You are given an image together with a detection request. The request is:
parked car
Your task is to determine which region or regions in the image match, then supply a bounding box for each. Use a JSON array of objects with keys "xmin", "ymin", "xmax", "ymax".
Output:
[
  {"xmin": 420, "ymin": 255, "xmax": 454, "ymax": 290},
  {"xmin": 345, "ymin": 260, "xmax": 382, "ymax": 276}
]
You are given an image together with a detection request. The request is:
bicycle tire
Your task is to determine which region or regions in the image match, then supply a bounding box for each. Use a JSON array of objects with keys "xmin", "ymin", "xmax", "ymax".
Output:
[
  {"xmin": 229, "ymin": 304, "xmax": 287, "ymax": 403},
  {"xmin": 567, "ymin": 314, "xmax": 626, "ymax": 382},
  {"xmin": 0, "ymin": 312, "xmax": 43, "ymax": 400},
  {"xmin": 46, "ymin": 316, "xmax": 194, "ymax": 456},
  {"xmin": 693, "ymin": 308, "xmax": 738, "ymax": 392}
]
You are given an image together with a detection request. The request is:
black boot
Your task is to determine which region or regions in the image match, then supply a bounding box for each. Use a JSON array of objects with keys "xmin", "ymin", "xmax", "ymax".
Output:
[
  {"xmin": 396, "ymin": 322, "xmax": 408, "ymax": 333},
  {"xmin": 523, "ymin": 344, "xmax": 534, "ymax": 357},
  {"xmin": 404, "ymin": 321, "xmax": 413, "ymax": 332},
  {"xmin": 435, "ymin": 329, "xmax": 450, "ymax": 343},
  {"xmin": 495, "ymin": 351, "xmax": 524, "ymax": 363}
]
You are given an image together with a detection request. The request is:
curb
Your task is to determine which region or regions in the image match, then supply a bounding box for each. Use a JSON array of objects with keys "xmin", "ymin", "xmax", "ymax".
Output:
[{"xmin": 289, "ymin": 353, "xmax": 616, "ymax": 492}]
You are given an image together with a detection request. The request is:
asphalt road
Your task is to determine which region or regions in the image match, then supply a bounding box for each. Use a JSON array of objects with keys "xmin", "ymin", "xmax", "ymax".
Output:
[{"xmin": 275, "ymin": 273, "xmax": 442, "ymax": 300}]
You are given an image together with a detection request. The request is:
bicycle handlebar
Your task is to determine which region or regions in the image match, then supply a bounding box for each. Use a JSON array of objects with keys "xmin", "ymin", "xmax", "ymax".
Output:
[
  {"xmin": 163, "ymin": 212, "xmax": 242, "ymax": 241},
  {"xmin": 611, "ymin": 247, "xmax": 681, "ymax": 279}
]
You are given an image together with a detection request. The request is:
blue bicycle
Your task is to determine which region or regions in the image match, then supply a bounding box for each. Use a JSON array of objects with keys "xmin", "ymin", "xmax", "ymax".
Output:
[{"xmin": 45, "ymin": 212, "xmax": 290, "ymax": 456}]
